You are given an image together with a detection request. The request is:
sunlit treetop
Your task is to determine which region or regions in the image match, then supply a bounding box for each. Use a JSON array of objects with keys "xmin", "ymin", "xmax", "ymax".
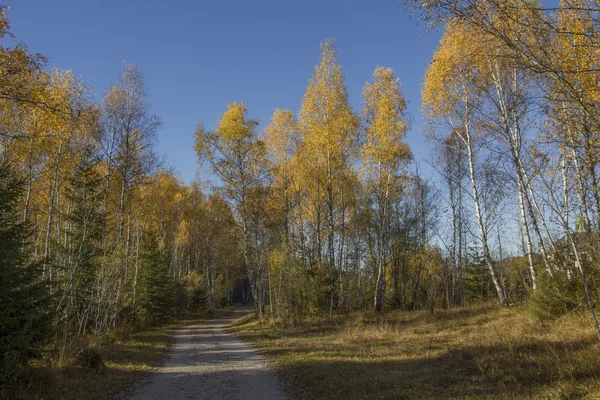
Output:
[
  {"xmin": 299, "ymin": 39, "xmax": 359, "ymax": 153},
  {"xmin": 362, "ymin": 66, "xmax": 412, "ymax": 169},
  {"xmin": 264, "ymin": 108, "xmax": 297, "ymax": 168},
  {"xmin": 218, "ymin": 102, "xmax": 259, "ymax": 142},
  {"xmin": 421, "ymin": 20, "xmax": 489, "ymax": 117}
]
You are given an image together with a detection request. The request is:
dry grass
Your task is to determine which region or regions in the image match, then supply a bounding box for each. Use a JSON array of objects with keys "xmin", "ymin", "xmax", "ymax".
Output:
[
  {"xmin": 234, "ymin": 304, "xmax": 600, "ymax": 399},
  {"xmin": 10, "ymin": 308, "xmax": 233, "ymax": 400}
]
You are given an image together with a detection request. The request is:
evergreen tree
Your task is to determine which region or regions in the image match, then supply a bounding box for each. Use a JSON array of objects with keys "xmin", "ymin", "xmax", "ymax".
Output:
[
  {"xmin": 56, "ymin": 143, "xmax": 105, "ymax": 340},
  {"xmin": 0, "ymin": 160, "xmax": 52, "ymax": 385},
  {"xmin": 140, "ymin": 230, "xmax": 176, "ymax": 322},
  {"xmin": 464, "ymin": 245, "xmax": 495, "ymax": 303}
]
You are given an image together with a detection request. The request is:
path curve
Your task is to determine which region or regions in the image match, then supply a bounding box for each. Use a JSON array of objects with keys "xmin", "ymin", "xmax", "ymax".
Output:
[{"xmin": 129, "ymin": 308, "xmax": 287, "ymax": 400}]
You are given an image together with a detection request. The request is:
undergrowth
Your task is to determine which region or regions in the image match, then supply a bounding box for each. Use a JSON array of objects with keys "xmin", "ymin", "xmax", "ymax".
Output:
[{"xmin": 5, "ymin": 308, "xmax": 233, "ymax": 400}]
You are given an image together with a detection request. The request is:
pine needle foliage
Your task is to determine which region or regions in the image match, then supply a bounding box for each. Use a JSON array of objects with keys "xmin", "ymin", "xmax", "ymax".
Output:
[{"xmin": 0, "ymin": 160, "xmax": 53, "ymax": 387}]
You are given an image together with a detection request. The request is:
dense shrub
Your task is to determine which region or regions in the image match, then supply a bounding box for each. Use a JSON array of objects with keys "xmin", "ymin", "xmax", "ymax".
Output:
[{"xmin": 529, "ymin": 271, "xmax": 585, "ymax": 321}]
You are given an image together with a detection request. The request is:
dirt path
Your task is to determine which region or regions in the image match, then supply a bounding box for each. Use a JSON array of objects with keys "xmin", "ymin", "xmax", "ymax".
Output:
[{"xmin": 128, "ymin": 308, "xmax": 287, "ymax": 400}]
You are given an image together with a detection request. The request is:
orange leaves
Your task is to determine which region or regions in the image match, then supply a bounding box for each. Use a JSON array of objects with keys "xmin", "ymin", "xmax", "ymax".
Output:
[
  {"xmin": 295, "ymin": 39, "xmax": 360, "ymax": 222},
  {"xmin": 175, "ymin": 220, "xmax": 190, "ymax": 247}
]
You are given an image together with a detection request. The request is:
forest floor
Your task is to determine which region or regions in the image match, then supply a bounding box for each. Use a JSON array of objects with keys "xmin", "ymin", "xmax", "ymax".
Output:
[
  {"xmin": 233, "ymin": 303, "xmax": 600, "ymax": 399},
  {"xmin": 17, "ymin": 309, "xmax": 233, "ymax": 400}
]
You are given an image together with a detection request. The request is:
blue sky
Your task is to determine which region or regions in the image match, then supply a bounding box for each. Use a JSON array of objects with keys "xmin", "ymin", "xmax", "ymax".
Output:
[{"xmin": 8, "ymin": 0, "xmax": 441, "ymax": 183}]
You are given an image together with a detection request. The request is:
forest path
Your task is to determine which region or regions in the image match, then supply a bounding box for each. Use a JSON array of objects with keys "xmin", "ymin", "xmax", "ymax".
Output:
[{"xmin": 128, "ymin": 308, "xmax": 287, "ymax": 400}]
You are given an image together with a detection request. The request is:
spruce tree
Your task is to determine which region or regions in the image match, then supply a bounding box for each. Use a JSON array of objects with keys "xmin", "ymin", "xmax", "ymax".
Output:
[
  {"xmin": 140, "ymin": 230, "xmax": 176, "ymax": 323},
  {"xmin": 0, "ymin": 160, "xmax": 52, "ymax": 384},
  {"xmin": 56, "ymin": 143, "xmax": 105, "ymax": 340}
]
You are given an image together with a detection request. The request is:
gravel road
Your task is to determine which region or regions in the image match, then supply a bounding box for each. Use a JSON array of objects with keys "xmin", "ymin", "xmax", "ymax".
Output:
[{"xmin": 128, "ymin": 308, "xmax": 287, "ymax": 400}]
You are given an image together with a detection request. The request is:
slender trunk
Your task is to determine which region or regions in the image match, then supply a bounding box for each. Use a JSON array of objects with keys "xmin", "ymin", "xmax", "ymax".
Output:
[
  {"xmin": 563, "ymin": 109, "xmax": 592, "ymax": 230},
  {"xmin": 268, "ymin": 258, "xmax": 274, "ymax": 319},
  {"xmin": 326, "ymin": 148, "xmax": 336, "ymax": 316},
  {"xmin": 464, "ymin": 130, "xmax": 508, "ymax": 306},
  {"xmin": 560, "ymin": 151, "xmax": 573, "ymax": 279},
  {"xmin": 118, "ymin": 170, "xmax": 127, "ymax": 241},
  {"xmin": 374, "ymin": 171, "xmax": 392, "ymax": 312},
  {"xmin": 583, "ymin": 121, "xmax": 600, "ymax": 226},
  {"xmin": 494, "ymin": 65, "xmax": 551, "ymax": 278},
  {"xmin": 43, "ymin": 143, "xmax": 63, "ymax": 278},
  {"xmin": 518, "ymin": 177, "xmax": 537, "ymax": 289},
  {"xmin": 23, "ymin": 137, "xmax": 35, "ymax": 224}
]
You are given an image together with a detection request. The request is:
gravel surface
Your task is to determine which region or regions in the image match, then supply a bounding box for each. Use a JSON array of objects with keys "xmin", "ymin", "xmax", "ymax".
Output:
[{"xmin": 128, "ymin": 308, "xmax": 287, "ymax": 400}]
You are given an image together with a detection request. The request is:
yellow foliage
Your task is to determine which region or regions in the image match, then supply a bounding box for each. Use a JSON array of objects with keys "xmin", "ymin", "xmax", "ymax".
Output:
[
  {"xmin": 175, "ymin": 220, "xmax": 190, "ymax": 247},
  {"xmin": 264, "ymin": 109, "xmax": 297, "ymax": 170},
  {"xmin": 218, "ymin": 102, "xmax": 258, "ymax": 142},
  {"xmin": 299, "ymin": 39, "xmax": 359, "ymax": 168},
  {"xmin": 362, "ymin": 66, "xmax": 412, "ymax": 183}
]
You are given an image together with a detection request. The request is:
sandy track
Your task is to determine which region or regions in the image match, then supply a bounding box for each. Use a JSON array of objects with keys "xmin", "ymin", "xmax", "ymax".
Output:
[{"xmin": 128, "ymin": 308, "xmax": 287, "ymax": 400}]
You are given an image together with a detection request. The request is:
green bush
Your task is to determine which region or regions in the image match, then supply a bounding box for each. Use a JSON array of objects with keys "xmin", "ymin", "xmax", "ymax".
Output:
[{"xmin": 529, "ymin": 271, "xmax": 585, "ymax": 321}]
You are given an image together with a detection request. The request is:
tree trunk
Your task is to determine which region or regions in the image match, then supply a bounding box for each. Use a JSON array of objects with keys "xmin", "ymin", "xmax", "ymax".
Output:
[
  {"xmin": 43, "ymin": 143, "xmax": 63, "ymax": 278},
  {"xmin": 464, "ymin": 130, "xmax": 508, "ymax": 306}
]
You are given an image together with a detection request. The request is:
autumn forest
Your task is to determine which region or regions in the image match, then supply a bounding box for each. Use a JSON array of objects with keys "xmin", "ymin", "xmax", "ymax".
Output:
[{"xmin": 3, "ymin": 1, "xmax": 600, "ymax": 399}]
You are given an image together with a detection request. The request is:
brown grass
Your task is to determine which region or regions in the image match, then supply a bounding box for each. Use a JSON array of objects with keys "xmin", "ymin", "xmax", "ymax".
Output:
[
  {"xmin": 233, "ymin": 304, "xmax": 600, "ymax": 399},
  {"xmin": 11, "ymin": 308, "xmax": 233, "ymax": 400}
]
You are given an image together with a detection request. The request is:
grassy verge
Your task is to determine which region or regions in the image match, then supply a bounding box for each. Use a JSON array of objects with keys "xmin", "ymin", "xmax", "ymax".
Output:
[
  {"xmin": 234, "ymin": 304, "xmax": 600, "ymax": 399},
  {"xmin": 16, "ymin": 308, "xmax": 233, "ymax": 400}
]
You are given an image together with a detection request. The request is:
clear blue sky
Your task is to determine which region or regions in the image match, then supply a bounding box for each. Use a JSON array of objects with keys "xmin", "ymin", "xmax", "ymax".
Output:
[{"xmin": 8, "ymin": 0, "xmax": 440, "ymax": 183}]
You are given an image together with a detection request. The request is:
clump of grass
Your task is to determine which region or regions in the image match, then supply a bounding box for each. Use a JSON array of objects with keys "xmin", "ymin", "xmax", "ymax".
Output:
[{"xmin": 234, "ymin": 303, "xmax": 600, "ymax": 399}]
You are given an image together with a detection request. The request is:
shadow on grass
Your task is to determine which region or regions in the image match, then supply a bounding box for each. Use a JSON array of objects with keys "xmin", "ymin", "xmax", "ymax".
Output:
[
  {"xmin": 236, "ymin": 305, "xmax": 600, "ymax": 400},
  {"xmin": 262, "ymin": 337, "xmax": 600, "ymax": 399}
]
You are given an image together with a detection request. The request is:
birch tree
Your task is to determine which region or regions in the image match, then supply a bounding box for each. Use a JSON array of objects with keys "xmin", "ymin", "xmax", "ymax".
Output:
[
  {"xmin": 194, "ymin": 102, "xmax": 267, "ymax": 318},
  {"xmin": 423, "ymin": 21, "xmax": 509, "ymax": 306},
  {"xmin": 361, "ymin": 67, "xmax": 412, "ymax": 312},
  {"xmin": 297, "ymin": 39, "xmax": 360, "ymax": 314}
]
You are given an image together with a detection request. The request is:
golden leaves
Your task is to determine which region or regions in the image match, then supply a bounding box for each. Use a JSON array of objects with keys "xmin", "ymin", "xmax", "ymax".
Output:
[
  {"xmin": 555, "ymin": 0, "xmax": 600, "ymax": 103},
  {"xmin": 193, "ymin": 122, "xmax": 211, "ymax": 164},
  {"xmin": 362, "ymin": 66, "xmax": 411, "ymax": 169},
  {"xmin": 217, "ymin": 102, "xmax": 259, "ymax": 142},
  {"xmin": 299, "ymin": 39, "xmax": 359, "ymax": 155},
  {"xmin": 422, "ymin": 21, "xmax": 487, "ymax": 118},
  {"xmin": 264, "ymin": 109, "xmax": 297, "ymax": 169}
]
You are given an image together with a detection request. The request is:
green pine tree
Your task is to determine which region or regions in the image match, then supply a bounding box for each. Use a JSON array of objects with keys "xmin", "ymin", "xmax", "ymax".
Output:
[
  {"xmin": 140, "ymin": 230, "xmax": 176, "ymax": 323},
  {"xmin": 0, "ymin": 160, "xmax": 52, "ymax": 385},
  {"xmin": 56, "ymin": 143, "xmax": 105, "ymax": 340},
  {"xmin": 464, "ymin": 245, "xmax": 495, "ymax": 303}
]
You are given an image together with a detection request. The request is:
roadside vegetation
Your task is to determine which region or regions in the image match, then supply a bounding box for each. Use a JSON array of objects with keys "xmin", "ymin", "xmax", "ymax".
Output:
[
  {"xmin": 235, "ymin": 304, "xmax": 600, "ymax": 399},
  {"xmin": 10, "ymin": 309, "xmax": 232, "ymax": 400},
  {"xmin": 0, "ymin": 6, "xmax": 242, "ymax": 398}
]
